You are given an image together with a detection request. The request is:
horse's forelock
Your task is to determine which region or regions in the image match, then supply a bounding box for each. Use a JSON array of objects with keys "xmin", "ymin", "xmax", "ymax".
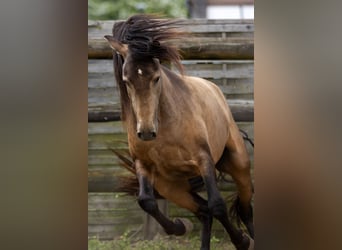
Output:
[{"xmin": 117, "ymin": 14, "xmax": 184, "ymax": 73}]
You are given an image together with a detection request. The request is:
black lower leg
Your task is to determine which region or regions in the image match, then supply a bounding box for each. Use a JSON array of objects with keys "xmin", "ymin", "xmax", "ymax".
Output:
[
  {"xmin": 215, "ymin": 207, "xmax": 250, "ymax": 250},
  {"xmin": 233, "ymin": 197, "xmax": 254, "ymax": 239},
  {"xmin": 207, "ymin": 192, "xmax": 251, "ymax": 249},
  {"xmin": 202, "ymin": 171, "xmax": 250, "ymax": 249},
  {"xmin": 137, "ymin": 174, "xmax": 186, "ymax": 236}
]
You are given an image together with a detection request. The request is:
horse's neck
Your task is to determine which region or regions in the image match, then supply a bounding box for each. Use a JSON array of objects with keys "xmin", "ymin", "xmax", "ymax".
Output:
[{"xmin": 159, "ymin": 67, "xmax": 188, "ymax": 121}]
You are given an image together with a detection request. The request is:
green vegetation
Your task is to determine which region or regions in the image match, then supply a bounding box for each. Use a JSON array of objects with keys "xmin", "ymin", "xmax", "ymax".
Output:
[
  {"xmin": 88, "ymin": 0, "xmax": 188, "ymax": 20},
  {"xmin": 89, "ymin": 231, "xmax": 235, "ymax": 250}
]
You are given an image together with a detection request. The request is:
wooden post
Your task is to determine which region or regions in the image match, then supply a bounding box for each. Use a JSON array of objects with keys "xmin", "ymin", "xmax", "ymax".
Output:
[
  {"xmin": 187, "ymin": 0, "xmax": 208, "ymax": 18},
  {"xmin": 142, "ymin": 200, "xmax": 169, "ymax": 239}
]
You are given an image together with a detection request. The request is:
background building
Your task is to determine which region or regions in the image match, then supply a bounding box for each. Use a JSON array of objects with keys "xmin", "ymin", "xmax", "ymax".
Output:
[{"xmin": 188, "ymin": 0, "xmax": 254, "ymax": 19}]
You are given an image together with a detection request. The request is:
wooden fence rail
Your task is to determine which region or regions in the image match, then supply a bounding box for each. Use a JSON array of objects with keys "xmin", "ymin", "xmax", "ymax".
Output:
[{"xmin": 88, "ymin": 20, "xmax": 254, "ymax": 59}]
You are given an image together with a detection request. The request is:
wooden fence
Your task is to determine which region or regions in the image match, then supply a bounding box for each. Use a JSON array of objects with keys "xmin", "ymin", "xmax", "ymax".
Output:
[{"xmin": 88, "ymin": 19, "xmax": 254, "ymax": 240}]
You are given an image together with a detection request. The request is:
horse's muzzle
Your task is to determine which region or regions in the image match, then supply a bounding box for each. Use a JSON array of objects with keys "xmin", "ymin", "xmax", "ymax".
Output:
[
  {"xmin": 136, "ymin": 120, "xmax": 158, "ymax": 141},
  {"xmin": 137, "ymin": 130, "xmax": 157, "ymax": 141}
]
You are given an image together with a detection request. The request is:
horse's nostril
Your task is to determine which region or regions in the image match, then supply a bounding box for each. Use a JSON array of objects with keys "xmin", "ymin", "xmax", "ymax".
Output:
[
  {"xmin": 137, "ymin": 132, "xmax": 142, "ymax": 138},
  {"xmin": 151, "ymin": 132, "xmax": 157, "ymax": 138}
]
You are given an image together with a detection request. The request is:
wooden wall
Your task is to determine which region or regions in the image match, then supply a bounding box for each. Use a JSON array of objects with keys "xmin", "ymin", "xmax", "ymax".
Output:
[{"xmin": 88, "ymin": 19, "xmax": 254, "ymax": 240}]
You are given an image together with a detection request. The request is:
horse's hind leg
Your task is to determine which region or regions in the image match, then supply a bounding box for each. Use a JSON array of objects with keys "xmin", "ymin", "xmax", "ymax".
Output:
[
  {"xmin": 135, "ymin": 160, "xmax": 188, "ymax": 236},
  {"xmin": 216, "ymin": 128, "xmax": 254, "ymax": 238},
  {"xmin": 197, "ymin": 148, "xmax": 252, "ymax": 250}
]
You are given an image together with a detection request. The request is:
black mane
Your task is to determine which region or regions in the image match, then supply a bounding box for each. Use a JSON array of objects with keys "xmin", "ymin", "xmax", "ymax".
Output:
[{"xmin": 113, "ymin": 14, "xmax": 183, "ymax": 70}]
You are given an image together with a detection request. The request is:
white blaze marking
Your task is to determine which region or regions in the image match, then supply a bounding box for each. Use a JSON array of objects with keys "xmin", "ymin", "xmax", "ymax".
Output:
[{"xmin": 138, "ymin": 68, "xmax": 143, "ymax": 75}]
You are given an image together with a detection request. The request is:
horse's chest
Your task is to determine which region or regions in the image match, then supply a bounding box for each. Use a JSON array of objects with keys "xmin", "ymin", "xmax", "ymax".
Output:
[{"xmin": 133, "ymin": 144, "xmax": 200, "ymax": 180}]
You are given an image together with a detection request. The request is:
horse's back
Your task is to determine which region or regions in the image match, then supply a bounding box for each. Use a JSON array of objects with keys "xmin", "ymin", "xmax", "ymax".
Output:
[{"xmin": 186, "ymin": 76, "xmax": 229, "ymax": 110}]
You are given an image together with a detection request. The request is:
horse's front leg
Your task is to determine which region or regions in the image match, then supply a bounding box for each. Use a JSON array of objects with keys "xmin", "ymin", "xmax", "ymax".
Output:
[
  {"xmin": 198, "ymin": 151, "xmax": 253, "ymax": 250},
  {"xmin": 135, "ymin": 159, "xmax": 187, "ymax": 236}
]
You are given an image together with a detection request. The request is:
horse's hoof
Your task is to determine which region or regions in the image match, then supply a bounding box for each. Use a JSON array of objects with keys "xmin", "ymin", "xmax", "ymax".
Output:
[
  {"xmin": 174, "ymin": 218, "xmax": 193, "ymax": 235},
  {"xmin": 236, "ymin": 233, "xmax": 254, "ymax": 250}
]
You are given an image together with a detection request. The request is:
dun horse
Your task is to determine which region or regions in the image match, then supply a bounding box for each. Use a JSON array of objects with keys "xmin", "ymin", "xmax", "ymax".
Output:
[{"xmin": 105, "ymin": 14, "xmax": 254, "ymax": 250}]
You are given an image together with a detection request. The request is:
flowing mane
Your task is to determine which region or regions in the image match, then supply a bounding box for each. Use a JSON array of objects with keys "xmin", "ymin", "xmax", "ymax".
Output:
[{"xmin": 111, "ymin": 14, "xmax": 184, "ymax": 121}]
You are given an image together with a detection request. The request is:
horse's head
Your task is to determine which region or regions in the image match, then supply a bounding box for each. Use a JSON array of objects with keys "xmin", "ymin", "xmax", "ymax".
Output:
[{"xmin": 105, "ymin": 36, "xmax": 161, "ymax": 141}]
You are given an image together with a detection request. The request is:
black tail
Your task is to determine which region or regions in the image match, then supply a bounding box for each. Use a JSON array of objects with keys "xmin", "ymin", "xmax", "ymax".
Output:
[
  {"xmin": 228, "ymin": 194, "xmax": 242, "ymax": 227},
  {"xmin": 239, "ymin": 129, "xmax": 254, "ymax": 147},
  {"xmin": 229, "ymin": 194, "xmax": 254, "ymax": 238},
  {"xmin": 110, "ymin": 148, "xmax": 139, "ymax": 196}
]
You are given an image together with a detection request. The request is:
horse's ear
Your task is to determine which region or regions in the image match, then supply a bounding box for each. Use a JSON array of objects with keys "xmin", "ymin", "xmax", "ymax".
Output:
[{"xmin": 104, "ymin": 35, "xmax": 128, "ymax": 58}]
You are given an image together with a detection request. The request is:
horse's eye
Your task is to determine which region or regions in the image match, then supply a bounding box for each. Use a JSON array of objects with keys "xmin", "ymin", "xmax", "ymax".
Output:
[{"xmin": 153, "ymin": 76, "xmax": 160, "ymax": 84}]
